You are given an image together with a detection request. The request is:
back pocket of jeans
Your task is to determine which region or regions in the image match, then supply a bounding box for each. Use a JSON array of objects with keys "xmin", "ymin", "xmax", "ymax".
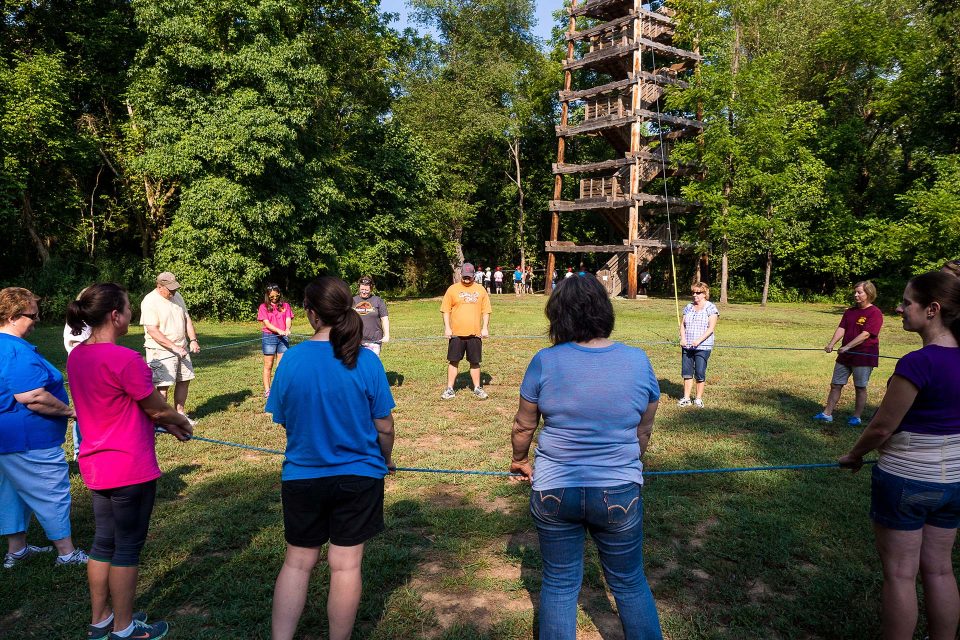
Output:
[
  {"xmin": 338, "ymin": 477, "xmax": 377, "ymax": 494},
  {"xmin": 605, "ymin": 484, "xmax": 640, "ymax": 524},
  {"xmin": 900, "ymin": 486, "xmax": 945, "ymax": 509},
  {"xmin": 533, "ymin": 489, "xmax": 563, "ymax": 517}
]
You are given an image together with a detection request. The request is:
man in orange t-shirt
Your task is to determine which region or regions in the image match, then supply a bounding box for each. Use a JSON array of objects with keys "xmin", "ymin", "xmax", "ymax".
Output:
[{"xmin": 440, "ymin": 263, "xmax": 492, "ymax": 400}]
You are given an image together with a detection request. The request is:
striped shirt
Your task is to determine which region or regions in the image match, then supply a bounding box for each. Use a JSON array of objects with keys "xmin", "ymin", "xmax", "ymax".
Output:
[
  {"xmin": 878, "ymin": 432, "xmax": 960, "ymax": 483},
  {"xmin": 682, "ymin": 302, "xmax": 719, "ymax": 350}
]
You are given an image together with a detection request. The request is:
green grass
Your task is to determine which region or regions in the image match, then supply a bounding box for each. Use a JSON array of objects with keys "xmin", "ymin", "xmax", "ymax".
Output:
[{"xmin": 0, "ymin": 295, "xmax": 929, "ymax": 639}]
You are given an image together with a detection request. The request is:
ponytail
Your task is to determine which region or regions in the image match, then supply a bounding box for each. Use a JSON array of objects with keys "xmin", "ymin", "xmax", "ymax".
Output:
[
  {"xmin": 66, "ymin": 283, "xmax": 128, "ymax": 333},
  {"xmin": 303, "ymin": 277, "xmax": 363, "ymax": 368}
]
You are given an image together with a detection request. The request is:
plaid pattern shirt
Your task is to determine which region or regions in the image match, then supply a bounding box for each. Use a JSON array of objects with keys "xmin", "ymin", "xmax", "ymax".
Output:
[{"xmin": 682, "ymin": 302, "xmax": 719, "ymax": 350}]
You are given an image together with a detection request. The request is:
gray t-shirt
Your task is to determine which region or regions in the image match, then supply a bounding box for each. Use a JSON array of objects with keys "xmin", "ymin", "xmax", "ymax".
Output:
[{"xmin": 353, "ymin": 295, "xmax": 388, "ymax": 343}]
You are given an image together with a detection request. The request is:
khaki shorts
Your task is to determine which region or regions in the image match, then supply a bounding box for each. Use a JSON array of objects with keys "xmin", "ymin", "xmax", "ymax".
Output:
[
  {"xmin": 831, "ymin": 362, "xmax": 872, "ymax": 388},
  {"xmin": 146, "ymin": 348, "xmax": 195, "ymax": 387}
]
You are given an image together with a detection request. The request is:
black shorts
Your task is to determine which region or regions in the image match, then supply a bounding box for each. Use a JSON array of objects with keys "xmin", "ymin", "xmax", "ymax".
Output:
[
  {"xmin": 90, "ymin": 479, "xmax": 157, "ymax": 567},
  {"xmin": 281, "ymin": 475, "xmax": 385, "ymax": 548},
  {"xmin": 447, "ymin": 336, "xmax": 482, "ymax": 365}
]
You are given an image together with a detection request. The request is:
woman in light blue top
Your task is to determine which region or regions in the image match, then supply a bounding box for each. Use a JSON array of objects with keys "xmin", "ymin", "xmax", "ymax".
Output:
[
  {"xmin": 678, "ymin": 281, "xmax": 719, "ymax": 408},
  {"xmin": 510, "ymin": 274, "xmax": 662, "ymax": 640}
]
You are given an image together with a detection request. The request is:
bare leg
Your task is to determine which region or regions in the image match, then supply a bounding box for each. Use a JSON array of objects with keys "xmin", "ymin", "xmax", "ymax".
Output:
[
  {"xmin": 327, "ymin": 543, "xmax": 365, "ymax": 640},
  {"xmin": 853, "ymin": 386, "xmax": 867, "ymax": 419},
  {"xmin": 682, "ymin": 378, "xmax": 693, "ymax": 399},
  {"xmin": 272, "ymin": 544, "xmax": 321, "ymax": 640},
  {"xmin": 50, "ymin": 535, "xmax": 76, "ymax": 556},
  {"xmin": 108, "ymin": 565, "xmax": 139, "ymax": 631},
  {"xmin": 874, "ymin": 524, "xmax": 923, "ymax": 640},
  {"xmin": 263, "ymin": 354, "xmax": 276, "ymax": 393},
  {"xmin": 173, "ymin": 380, "xmax": 190, "ymax": 414},
  {"xmin": 919, "ymin": 525, "xmax": 960, "ymax": 640},
  {"xmin": 469, "ymin": 365, "xmax": 481, "ymax": 390},
  {"xmin": 88, "ymin": 558, "xmax": 112, "ymax": 624},
  {"xmin": 7, "ymin": 532, "xmax": 26, "ymax": 554},
  {"xmin": 695, "ymin": 381, "xmax": 705, "ymax": 400},
  {"xmin": 156, "ymin": 386, "xmax": 169, "ymax": 402},
  {"xmin": 447, "ymin": 363, "xmax": 459, "ymax": 389},
  {"xmin": 823, "ymin": 383, "xmax": 844, "ymax": 416}
]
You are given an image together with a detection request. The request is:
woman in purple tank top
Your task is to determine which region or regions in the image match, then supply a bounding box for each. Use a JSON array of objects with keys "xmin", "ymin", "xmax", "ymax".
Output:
[{"xmin": 840, "ymin": 272, "xmax": 960, "ymax": 640}]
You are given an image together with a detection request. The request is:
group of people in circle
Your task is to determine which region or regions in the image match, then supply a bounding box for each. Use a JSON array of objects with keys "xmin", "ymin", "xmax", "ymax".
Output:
[{"xmin": 2, "ymin": 259, "xmax": 960, "ymax": 640}]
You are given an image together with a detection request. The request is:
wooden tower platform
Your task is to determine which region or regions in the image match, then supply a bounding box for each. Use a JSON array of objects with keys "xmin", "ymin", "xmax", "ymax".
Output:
[{"xmin": 545, "ymin": 0, "xmax": 703, "ymax": 297}]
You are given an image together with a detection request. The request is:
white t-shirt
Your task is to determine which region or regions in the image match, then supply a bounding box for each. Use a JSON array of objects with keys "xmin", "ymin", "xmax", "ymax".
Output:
[
  {"xmin": 494, "ymin": 271, "xmax": 503, "ymax": 282},
  {"xmin": 63, "ymin": 323, "xmax": 92, "ymax": 353},
  {"xmin": 140, "ymin": 289, "xmax": 190, "ymax": 350}
]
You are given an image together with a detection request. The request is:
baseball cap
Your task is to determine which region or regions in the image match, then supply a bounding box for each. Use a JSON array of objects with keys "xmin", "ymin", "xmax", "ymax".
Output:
[
  {"xmin": 156, "ymin": 272, "xmax": 180, "ymax": 291},
  {"xmin": 461, "ymin": 263, "xmax": 476, "ymax": 277}
]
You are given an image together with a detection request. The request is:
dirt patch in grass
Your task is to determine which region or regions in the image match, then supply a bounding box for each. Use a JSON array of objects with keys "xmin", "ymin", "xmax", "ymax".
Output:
[
  {"xmin": 173, "ymin": 604, "xmax": 210, "ymax": 618},
  {"xmin": 688, "ymin": 516, "xmax": 719, "ymax": 549}
]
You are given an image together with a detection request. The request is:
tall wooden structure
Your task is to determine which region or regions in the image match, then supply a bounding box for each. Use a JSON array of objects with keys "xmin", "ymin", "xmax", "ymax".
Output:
[{"xmin": 545, "ymin": 0, "xmax": 703, "ymax": 298}]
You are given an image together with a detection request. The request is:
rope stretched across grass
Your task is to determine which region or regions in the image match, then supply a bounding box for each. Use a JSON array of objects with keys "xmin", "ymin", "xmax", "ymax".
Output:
[{"xmin": 171, "ymin": 433, "xmax": 876, "ymax": 478}]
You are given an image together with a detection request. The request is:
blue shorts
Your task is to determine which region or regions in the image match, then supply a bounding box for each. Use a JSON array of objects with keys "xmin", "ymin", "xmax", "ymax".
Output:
[
  {"xmin": 0, "ymin": 445, "xmax": 73, "ymax": 540},
  {"xmin": 681, "ymin": 348, "xmax": 712, "ymax": 382},
  {"xmin": 262, "ymin": 334, "xmax": 289, "ymax": 356},
  {"xmin": 870, "ymin": 466, "xmax": 960, "ymax": 530}
]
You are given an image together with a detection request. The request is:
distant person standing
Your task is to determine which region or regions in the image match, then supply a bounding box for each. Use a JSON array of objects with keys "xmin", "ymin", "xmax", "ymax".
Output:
[
  {"xmin": 140, "ymin": 272, "xmax": 199, "ymax": 415},
  {"xmin": 639, "ymin": 269, "xmax": 652, "ymax": 296},
  {"xmin": 526, "ymin": 266, "xmax": 534, "ymax": 294},
  {"xmin": 494, "ymin": 267, "xmax": 504, "ymax": 294},
  {"xmin": 258, "ymin": 284, "xmax": 294, "ymax": 399},
  {"xmin": 514, "ymin": 266, "xmax": 524, "ymax": 296},
  {"xmin": 678, "ymin": 282, "xmax": 719, "ymax": 408},
  {"xmin": 564, "ymin": 267, "xmax": 575, "ymax": 279},
  {"xmin": 813, "ymin": 281, "xmax": 883, "ymax": 426},
  {"xmin": 440, "ymin": 263, "xmax": 491, "ymax": 400},
  {"xmin": 474, "ymin": 267, "xmax": 485, "ymax": 291},
  {"xmin": 485, "ymin": 267, "xmax": 493, "ymax": 292},
  {"xmin": 352, "ymin": 276, "xmax": 389, "ymax": 357}
]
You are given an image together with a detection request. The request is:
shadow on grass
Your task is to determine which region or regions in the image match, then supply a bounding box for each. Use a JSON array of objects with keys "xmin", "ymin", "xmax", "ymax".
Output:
[
  {"xmin": 453, "ymin": 371, "xmax": 493, "ymax": 391},
  {"xmin": 192, "ymin": 390, "xmax": 253, "ymax": 420},
  {"xmin": 386, "ymin": 371, "xmax": 405, "ymax": 387},
  {"xmin": 657, "ymin": 377, "xmax": 684, "ymax": 400}
]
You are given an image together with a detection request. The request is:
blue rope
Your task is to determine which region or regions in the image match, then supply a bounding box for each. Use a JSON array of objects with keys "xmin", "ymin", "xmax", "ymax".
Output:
[{"xmin": 183, "ymin": 435, "xmax": 873, "ymax": 478}]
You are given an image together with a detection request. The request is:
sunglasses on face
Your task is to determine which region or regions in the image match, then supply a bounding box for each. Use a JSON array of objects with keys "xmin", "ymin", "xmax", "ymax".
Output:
[
  {"xmin": 18, "ymin": 312, "xmax": 39, "ymax": 320},
  {"xmin": 692, "ymin": 291, "xmax": 705, "ymax": 295}
]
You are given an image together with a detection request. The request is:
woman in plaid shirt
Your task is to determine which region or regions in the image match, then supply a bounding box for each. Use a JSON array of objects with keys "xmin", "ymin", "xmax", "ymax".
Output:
[{"xmin": 678, "ymin": 282, "xmax": 719, "ymax": 408}]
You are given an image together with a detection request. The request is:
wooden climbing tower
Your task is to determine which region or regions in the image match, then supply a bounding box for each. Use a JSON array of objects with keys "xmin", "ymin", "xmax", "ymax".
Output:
[{"xmin": 545, "ymin": 0, "xmax": 703, "ymax": 298}]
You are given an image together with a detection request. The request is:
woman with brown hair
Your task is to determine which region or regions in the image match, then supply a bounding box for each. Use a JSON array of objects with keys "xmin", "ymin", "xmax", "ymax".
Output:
[{"xmin": 267, "ymin": 276, "xmax": 396, "ymax": 640}]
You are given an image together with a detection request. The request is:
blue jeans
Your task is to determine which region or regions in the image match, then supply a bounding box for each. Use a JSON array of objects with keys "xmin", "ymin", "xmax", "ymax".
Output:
[
  {"xmin": 681, "ymin": 347, "xmax": 711, "ymax": 382},
  {"xmin": 262, "ymin": 333, "xmax": 289, "ymax": 355},
  {"xmin": 531, "ymin": 483, "xmax": 662, "ymax": 640}
]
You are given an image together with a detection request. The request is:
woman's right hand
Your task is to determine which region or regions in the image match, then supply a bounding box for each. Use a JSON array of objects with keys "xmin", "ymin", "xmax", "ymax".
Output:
[
  {"xmin": 838, "ymin": 453, "xmax": 863, "ymax": 472},
  {"xmin": 824, "ymin": 344, "xmax": 834, "ymax": 353},
  {"xmin": 509, "ymin": 459, "xmax": 533, "ymax": 483}
]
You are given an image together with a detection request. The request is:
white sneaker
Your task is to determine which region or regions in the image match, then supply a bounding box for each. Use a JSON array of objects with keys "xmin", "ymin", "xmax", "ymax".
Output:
[
  {"xmin": 3, "ymin": 544, "xmax": 53, "ymax": 569},
  {"xmin": 693, "ymin": 398, "xmax": 704, "ymax": 408},
  {"xmin": 440, "ymin": 387, "xmax": 456, "ymax": 400},
  {"xmin": 677, "ymin": 397, "xmax": 692, "ymax": 407},
  {"xmin": 473, "ymin": 387, "xmax": 489, "ymax": 400},
  {"xmin": 55, "ymin": 548, "xmax": 89, "ymax": 566}
]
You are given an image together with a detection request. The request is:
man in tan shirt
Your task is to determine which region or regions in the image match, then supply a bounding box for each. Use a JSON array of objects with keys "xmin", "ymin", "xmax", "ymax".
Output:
[{"xmin": 140, "ymin": 272, "xmax": 200, "ymax": 414}]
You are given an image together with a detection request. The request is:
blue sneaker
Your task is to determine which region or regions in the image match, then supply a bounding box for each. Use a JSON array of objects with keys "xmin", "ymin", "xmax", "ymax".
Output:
[
  {"xmin": 848, "ymin": 416, "xmax": 862, "ymax": 427},
  {"xmin": 812, "ymin": 412, "xmax": 834, "ymax": 423},
  {"xmin": 88, "ymin": 613, "xmax": 147, "ymax": 640}
]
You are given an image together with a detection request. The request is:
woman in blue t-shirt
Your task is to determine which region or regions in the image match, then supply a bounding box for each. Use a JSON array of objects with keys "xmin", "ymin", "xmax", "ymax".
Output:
[
  {"xmin": 266, "ymin": 277, "xmax": 396, "ymax": 640},
  {"xmin": 0, "ymin": 287, "xmax": 87, "ymax": 569},
  {"xmin": 510, "ymin": 274, "xmax": 663, "ymax": 640},
  {"xmin": 840, "ymin": 272, "xmax": 960, "ymax": 640}
]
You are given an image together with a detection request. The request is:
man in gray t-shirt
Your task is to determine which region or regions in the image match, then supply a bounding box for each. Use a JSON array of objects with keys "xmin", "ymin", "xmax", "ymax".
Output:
[{"xmin": 352, "ymin": 276, "xmax": 390, "ymax": 357}]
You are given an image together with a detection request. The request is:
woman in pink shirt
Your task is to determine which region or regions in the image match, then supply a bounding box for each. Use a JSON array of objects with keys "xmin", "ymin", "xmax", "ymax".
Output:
[
  {"xmin": 257, "ymin": 284, "xmax": 294, "ymax": 399},
  {"xmin": 66, "ymin": 283, "xmax": 192, "ymax": 640}
]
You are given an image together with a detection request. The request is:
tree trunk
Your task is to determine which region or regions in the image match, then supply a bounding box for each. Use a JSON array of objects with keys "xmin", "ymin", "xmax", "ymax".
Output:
[
  {"xmin": 449, "ymin": 224, "xmax": 465, "ymax": 283},
  {"xmin": 720, "ymin": 235, "xmax": 729, "ymax": 304},
  {"xmin": 21, "ymin": 191, "xmax": 51, "ymax": 265},
  {"xmin": 761, "ymin": 247, "xmax": 772, "ymax": 307},
  {"xmin": 508, "ymin": 138, "xmax": 525, "ymax": 273}
]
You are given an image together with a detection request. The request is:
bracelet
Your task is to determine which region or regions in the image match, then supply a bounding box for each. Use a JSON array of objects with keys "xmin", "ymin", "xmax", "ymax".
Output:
[{"xmin": 190, "ymin": 339, "xmax": 198, "ymax": 343}]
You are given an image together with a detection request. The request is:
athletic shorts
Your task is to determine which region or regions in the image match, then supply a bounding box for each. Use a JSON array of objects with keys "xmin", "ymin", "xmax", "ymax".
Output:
[
  {"xmin": 831, "ymin": 362, "xmax": 873, "ymax": 388},
  {"xmin": 90, "ymin": 480, "xmax": 157, "ymax": 566},
  {"xmin": 146, "ymin": 348, "xmax": 195, "ymax": 387},
  {"xmin": 447, "ymin": 336, "xmax": 482, "ymax": 365},
  {"xmin": 281, "ymin": 475, "xmax": 384, "ymax": 547}
]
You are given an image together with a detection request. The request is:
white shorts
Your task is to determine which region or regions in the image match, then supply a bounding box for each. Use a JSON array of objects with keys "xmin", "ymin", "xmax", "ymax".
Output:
[{"xmin": 146, "ymin": 348, "xmax": 195, "ymax": 387}]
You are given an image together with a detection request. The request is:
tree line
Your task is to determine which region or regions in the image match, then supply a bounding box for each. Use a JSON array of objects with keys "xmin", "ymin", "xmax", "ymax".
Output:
[{"xmin": 2, "ymin": 0, "xmax": 957, "ymax": 317}]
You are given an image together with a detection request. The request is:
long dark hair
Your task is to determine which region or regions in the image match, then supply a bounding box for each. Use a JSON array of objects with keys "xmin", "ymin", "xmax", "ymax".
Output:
[
  {"xmin": 907, "ymin": 271, "xmax": 960, "ymax": 343},
  {"xmin": 263, "ymin": 283, "xmax": 284, "ymax": 311},
  {"xmin": 303, "ymin": 277, "xmax": 363, "ymax": 367},
  {"xmin": 66, "ymin": 283, "xmax": 128, "ymax": 334},
  {"xmin": 545, "ymin": 274, "xmax": 614, "ymax": 345}
]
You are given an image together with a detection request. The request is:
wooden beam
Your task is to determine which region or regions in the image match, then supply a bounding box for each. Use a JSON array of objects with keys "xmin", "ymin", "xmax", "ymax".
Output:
[
  {"xmin": 553, "ymin": 157, "xmax": 632, "ymax": 175},
  {"xmin": 562, "ymin": 38, "xmax": 700, "ymax": 72},
  {"xmin": 556, "ymin": 112, "xmax": 703, "ymax": 137},
  {"xmin": 559, "ymin": 72, "xmax": 687, "ymax": 103},
  {"xmin": 549, "ymin": 193, "xmax": 692, "ymax": 211},
  {"xmin": 566, "ymin": 13, "xmax": 634, "ymax": 41},
  {"xmin": 545, "ymin": 239, "xmax": 674, "ymax": 253}
]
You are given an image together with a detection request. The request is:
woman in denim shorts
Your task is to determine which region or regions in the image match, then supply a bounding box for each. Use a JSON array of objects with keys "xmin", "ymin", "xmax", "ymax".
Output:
[
  {"xmin": 677, "ymin": 282, "xmax": 719, "ymax": 408},
  {"xmin": 840, "ymin": 272, "xmax": 960, "ymax": 640},
  {"xmin": 257, "ymin": 284, "xmax": 293, "ymax": 400},
  {"xmin": 511, "ymin": 274, "xmax": 663, "ymax": 639}
]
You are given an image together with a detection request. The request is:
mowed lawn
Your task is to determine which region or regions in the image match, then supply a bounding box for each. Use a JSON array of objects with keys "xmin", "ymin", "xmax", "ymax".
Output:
[{"xmin": 0, "ymin": 294, "xmax": 929, "ymax": 639}]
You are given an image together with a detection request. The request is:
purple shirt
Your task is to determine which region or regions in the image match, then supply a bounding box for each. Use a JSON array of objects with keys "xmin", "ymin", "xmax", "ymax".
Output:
[{"xmin": 894, "ymin": 345, "xmax": 960, "ymax": 436}]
